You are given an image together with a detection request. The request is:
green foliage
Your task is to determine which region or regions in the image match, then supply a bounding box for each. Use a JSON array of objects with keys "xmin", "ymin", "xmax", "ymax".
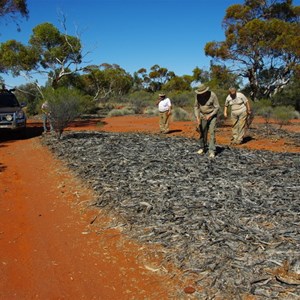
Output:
[
  {"xmin": 29, "ymin": 23, "xmax": 82, "ymax": 68},
  {"xmin": 253, "ymin": 99, "xmax": 274, "ymax": 135},
  {"xmin": 0, "ymin": 0, "xmax": 28, "ymax": 17},
  {"xmin": 0, "ymin": 22, "xmax": 84, "ymax": 88},
  {"xmin": 107, "ymin": 107, "xmax": 135, "ymax": 117},
  {"xmin": 162, "ymin": 76, "xmax": 192, "ymax": 92},
  {"xmin": 205, "ymin": 0, "xmax": 300, "ymax": 100},
  {"xmin": 0, "ymin": 40, "xmax": 38, "ymax": 75},
  {"xmin": 148, "ymin": 64, "xmax": 175, "ymax": 92},
  {"xmin": 144, "ymin": 106, "xmax": 158, "ymax": 116},
  {"xmin": 271, "ymin": 79, "xmax": 300, "ymax": 111},
  {"xmin": 171, "ymin": 107, "xmax": 191, "ymax": 121},
  {"xmin": 130, "ymin": 99, "xmax": 148, "ymax": 114},
  {"xmin": 126, "ymin": 90, "xmax": 154, "ymax": 114},
  {"xmin": 252, "ymin": 99, "xmax": 273, "ymax": 118},
  {"xmin": 14, "ymin": 83, "xmax": 42, "ymax": 115},
  {"xmin": 209, "ymin": 64, "xmax": 240, "ymax": 90},
  {"xmin": 44, "ymin": 87, "xmax": 92, "ymax": 139},
  {"xmin": 170, "ymin": 91, "xmax": 194, "ymax": 108},
  {"xmin": 82, "ymin": 64, "xmax": 133, "ymax": 100},
  {"xmin": 272, "ymin": 105, "xmax": 296, "ymax": 127},
  {"xmin": 127, "ymin": 90, "xmax": 153, "ymax": 103},
  {"xmin": 211, "ymin": 87, "xmax": 228, "ymax": 108},
  {"xmin": 0, "ymin": 0, "xmax": 29, "ymax": 31},
  {"xmin": 131, "ymin": 64, "xmax": 177, "ymax": 93}
]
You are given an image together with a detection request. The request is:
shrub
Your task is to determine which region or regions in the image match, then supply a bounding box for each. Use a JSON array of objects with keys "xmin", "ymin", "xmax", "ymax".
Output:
[
  {"xmin": 144, "ymin": 106, "xmax": 158, "ymax": 116},
  {"xmin": 252, "ymin": 99, "xmax": 273, "ymax": 135},
  {"xmin": 171, "ymin": 92, "xmax": 193, "ymax": 108},
  {"xmin": 252, "ymin": 99, "xmax": 273, "ymax": 121},
  {"xmin": 126, "ymin": 90, "xmax": 154, "ymax": 114},
  {"xmin": 130, "ymin": 98, "xmax": 148, "ymax": 114},
  {"xmin": 272, "ymin": 105, "xmax": 295, "ymax": 128},
  {"xmin": 44, "ymin": 87, "xmax": 91, "ymax": 139},
  {"xmin": 171, "ymin": 107, "xmax": 191, "ymax": 121},
  {"xmin": 258, "ymin": 106, "xmax": 273, "ymax": 121},
  {"xmin": 127, "ymin": 90, "xmax": 153, "ymax": 103},
  {"xmin": 271, "ymin": 80, "xmax": 300, "ymax": 111},
  {"xmin": 107, "ymin": 107, "xmax": 135, "ymax": 117}
]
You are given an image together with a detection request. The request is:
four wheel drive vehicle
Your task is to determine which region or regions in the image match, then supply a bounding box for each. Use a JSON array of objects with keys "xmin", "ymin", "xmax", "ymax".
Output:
[{"xmin": 0, "ymin": 89, "xmax": 27, "ymax": 133}]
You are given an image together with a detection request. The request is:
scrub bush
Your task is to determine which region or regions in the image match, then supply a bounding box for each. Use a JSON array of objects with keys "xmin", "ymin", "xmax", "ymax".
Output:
[{"xmin": 44, "ymin": 87, "xmax": 92, "ymax": 139}]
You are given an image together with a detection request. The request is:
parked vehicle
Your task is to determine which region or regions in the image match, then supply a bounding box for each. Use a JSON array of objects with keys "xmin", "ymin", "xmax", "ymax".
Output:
[{"xmin": 0, "ymin": 88, "xmax": 27, "ymax": 135}]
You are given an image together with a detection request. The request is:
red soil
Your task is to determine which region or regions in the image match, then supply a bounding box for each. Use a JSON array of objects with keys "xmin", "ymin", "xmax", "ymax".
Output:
[{"xmin": 0, "ymin": 115, "xmax": 298, "ymax": 299}]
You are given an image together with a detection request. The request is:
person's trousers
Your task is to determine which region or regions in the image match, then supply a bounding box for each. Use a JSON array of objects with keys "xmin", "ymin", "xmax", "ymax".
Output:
[
  {"xmin": 198, "ymin": 115, "xmax": 217, "ymax": 153},
  {"xmin": 159, "ymin": 111, "xmax": 170, "ymax": 133},
  {"xmin": 42, "ymin": 113, "xmax": 53, "ymax": 132},
  {"xmin": 231, "ymin": 111, "xmax": 247, "ymax": 143}
]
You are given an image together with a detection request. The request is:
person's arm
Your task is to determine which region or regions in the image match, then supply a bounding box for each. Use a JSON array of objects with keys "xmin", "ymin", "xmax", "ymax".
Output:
[
  {"xmin": 194, "ymin": 98, "xmax": 201, "ymax": 124},
  {"xmin": 167, "ymin": 104, "xmax": 172, "ymax": 116},
  {"xmin": 224, "ymin": 106, "xmax": 228, "ymax": 118},
  {"xmin": 224, "ymin": 96, "xmax": 229, "ymax": 118},
  {"xmin": 246, "ymin": 100, "xmax": 251, "ymax": 114}
]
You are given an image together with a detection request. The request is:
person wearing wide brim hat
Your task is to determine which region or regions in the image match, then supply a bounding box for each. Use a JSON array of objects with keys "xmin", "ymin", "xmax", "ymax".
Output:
[
  {"xmin": 156, "ymin": 92, "xmax": 172, "ymax": 134},
  {"xmin": 194, "ymin": 84, "xmax": 220, "ymax": 158},
  {"xmin": 195, "ymin": 84, "xmax": 210, "ymax": 94}
]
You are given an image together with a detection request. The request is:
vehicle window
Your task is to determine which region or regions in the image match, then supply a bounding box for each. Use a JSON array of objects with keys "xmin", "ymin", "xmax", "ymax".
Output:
[{"xmin": 0, "ymin": 93, "xmax": 19, "ymax": 107}]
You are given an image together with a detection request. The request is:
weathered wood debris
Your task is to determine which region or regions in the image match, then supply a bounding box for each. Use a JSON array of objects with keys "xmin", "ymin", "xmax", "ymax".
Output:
[{"xmin": 42, "ymin": 131, "xmax": 300, "ymax": 299}]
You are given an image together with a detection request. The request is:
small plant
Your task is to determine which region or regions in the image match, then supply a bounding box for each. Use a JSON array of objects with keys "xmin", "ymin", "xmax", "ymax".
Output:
[
  {"xmin": 107, "ymin": 107, "xmax": 135, "ymax": 117},
  {"xmin": 44, "ymin": 87, "xmax": 91, "ymax": 139},
  {"xmin": 171, "ymin": 107, "xmax": 191, "ymax": 121},
  {"xmin": 130, "ymin": 98, "xmax": 148, "ymax": 114},
  {"xmin": 272, "ymin": 105, "xmax": 295, "ymax": 128},
  {"xmin": 252, "ymin": 99, "xmax": 273, "ymax": 135},
  {"xmin": 144, "ymin": 106, "xmax": 158, "ymax": 116},
  {"xmin": 127, "ymin": 90, "xmax": 153, "ymax": 103},
  {"xmin": 171, "ymin": 92, "xmax": 193, "ymax": 108}
]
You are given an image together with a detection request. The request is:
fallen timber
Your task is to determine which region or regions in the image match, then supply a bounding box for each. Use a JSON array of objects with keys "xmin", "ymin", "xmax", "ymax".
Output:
[{"xmin": 43, "ymin": 131, "xmax": 300, "ymax": 299}]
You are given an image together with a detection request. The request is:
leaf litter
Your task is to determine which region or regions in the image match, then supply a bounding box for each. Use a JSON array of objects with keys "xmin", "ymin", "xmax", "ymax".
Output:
[{"xmin": 42, "ymin": 131, "xmax": 300, "ymax": 299}]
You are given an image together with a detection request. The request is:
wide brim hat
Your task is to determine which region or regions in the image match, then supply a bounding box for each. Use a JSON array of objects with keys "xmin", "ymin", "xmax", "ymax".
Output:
[
  {"xmin": 159, "ymin": 93, "xmax": 166, "ymax": 97},
  {"xmin": 195, "ymin": 84, "xmax": 209, "ymax": 94}
]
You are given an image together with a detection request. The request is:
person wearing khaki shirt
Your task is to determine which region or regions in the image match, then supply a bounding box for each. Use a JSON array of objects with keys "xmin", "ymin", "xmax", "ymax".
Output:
[
  {"xmin": 224, "ymin": 87, "xmax": 252, "ymax": 145},
  {"xmin": 194, "ymin": 84, "xmax": 220, "ymax": 158}
]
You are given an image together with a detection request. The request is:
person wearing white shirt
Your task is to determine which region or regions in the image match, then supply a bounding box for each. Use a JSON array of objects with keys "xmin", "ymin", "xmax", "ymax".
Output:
[{"xmin": 156, "ymin": 93, "xmax": 172, "ymax": 134}]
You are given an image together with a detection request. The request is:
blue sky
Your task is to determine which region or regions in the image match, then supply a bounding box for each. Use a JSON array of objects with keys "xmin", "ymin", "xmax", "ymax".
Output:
[{"xmin": 1, "ymin": 0, "xmax": 299, "ymax": 87}]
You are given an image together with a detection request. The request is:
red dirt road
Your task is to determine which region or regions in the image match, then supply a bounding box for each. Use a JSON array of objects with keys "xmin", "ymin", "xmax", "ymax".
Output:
[
  {"xmin": 0, "ymin": 115, "xmax": 299, "ymax": 299},
  {"xmin": 0, "ymin": 130, "xmax": 179, "ymax": 299}
]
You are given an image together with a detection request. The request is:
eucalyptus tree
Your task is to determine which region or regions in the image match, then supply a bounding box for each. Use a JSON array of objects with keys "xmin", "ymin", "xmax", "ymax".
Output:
[
  {"xmin": 209, "ymin": 64, "xmax": 241, "ymax": 89},
  {"xmin": 0, "ymin": 0, "xmax": 28, "ymax": 76},
  {"xmin": 81, "ymin": 63, "xmax": 133, "ymax": 101},
  {"xmin": 148, "ymin": 64, "xmax": 175, "ymax": 92},
  {"xmin": 0, "ymin": 0, "xmax": 28, "ymax": 30},
  {"xmin": 132, "ymin": 68, "xmax": 150, "ymax": 91},
  {"xmin": 205, "ymin": 0, "xmax": 300, "ymax": 100},
  {"xmin": 162, "ymin": 75, "xmax": 193, "ymax": 92},
  {"xmin": 192, "ymin": 66, "xmax": 210, "ymax": 84},
  {"xmin": 14, "ymin": 82, "xmax": 42, "ymax": 115},
  {"xmin": 0, "ymin": 22, "xmax": 86, "ymax": 95}
]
